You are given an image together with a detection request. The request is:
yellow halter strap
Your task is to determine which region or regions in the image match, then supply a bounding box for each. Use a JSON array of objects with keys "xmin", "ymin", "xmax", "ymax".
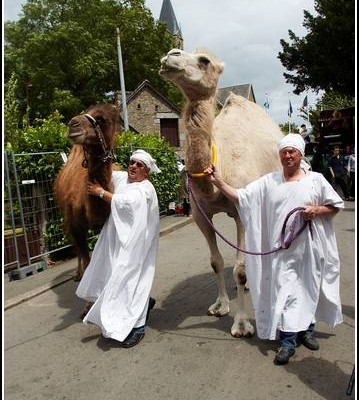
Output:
[{"xmin": 188, "ymin": 142, "xmax": 217, "ymax": 178}]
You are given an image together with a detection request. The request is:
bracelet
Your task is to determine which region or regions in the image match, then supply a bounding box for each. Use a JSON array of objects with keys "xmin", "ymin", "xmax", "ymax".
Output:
[{"xmin": 99, "ymin": 189, "xmax": 105, "ymax": 199}]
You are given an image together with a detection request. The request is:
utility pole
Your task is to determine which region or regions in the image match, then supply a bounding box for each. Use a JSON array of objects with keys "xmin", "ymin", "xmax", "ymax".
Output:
[
  {"xmin": 25, "ymin": 82, "xmax": 32, "ymax": 126},
  {"xmin": 116, "ymin": 27, "xmax": 129, "ymax": 131}
]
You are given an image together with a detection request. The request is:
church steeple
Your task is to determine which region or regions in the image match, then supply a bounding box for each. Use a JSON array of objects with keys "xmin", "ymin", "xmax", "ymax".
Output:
[{"xmin": 159, "ymin": 0, "xmax": 183, "ymax": 49}]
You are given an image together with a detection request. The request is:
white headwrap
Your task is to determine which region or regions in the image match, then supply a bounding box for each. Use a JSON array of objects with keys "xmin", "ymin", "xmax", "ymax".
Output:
[
  {"xmin": 278, "ymin": 133, "xmax": 305, "ymax": 156},
  {"xmin": 130, "ymin": 149, "xmax": 161, "ymax": 173},
  {"xmin": 278, "ymin": 133, "xmax": 311, "ymax": 171}
]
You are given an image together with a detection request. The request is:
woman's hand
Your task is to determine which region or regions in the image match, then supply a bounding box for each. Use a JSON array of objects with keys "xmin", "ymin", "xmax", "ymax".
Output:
[{"xmin": 87, "ymin": 181, "xmax": 103, "ymax": 197}]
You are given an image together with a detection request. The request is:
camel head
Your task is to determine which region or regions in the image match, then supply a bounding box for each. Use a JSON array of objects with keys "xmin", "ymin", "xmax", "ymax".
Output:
[
  {"xmin": 159, "ymin": 48, "xmax": 224, "ymax": 100},
  {"xmin": 67, "ymin": 104, "xmax": 120, "ymax": 150}
]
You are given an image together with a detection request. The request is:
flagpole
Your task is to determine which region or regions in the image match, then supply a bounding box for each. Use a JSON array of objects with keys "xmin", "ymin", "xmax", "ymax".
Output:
[
  {"xmin": 264, "ymin": 92, "xmax": 270, "ymax": 114},
  {"xmin": 116, "ymin": 27, "xmax": 129, "ymax": 131},
  {"xmin": 306, "ymin": 92, "xmax": 310, "ymax": 123},
  {"xmin": 288, "ymin": 92, "xmax": 291, "ymax": 134}
]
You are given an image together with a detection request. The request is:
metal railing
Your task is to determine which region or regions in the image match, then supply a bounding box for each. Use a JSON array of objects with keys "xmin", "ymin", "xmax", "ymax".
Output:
[
  {"xmin": 3, "ymin": 149, "xmax": 171, "ymax": 279},
  {"xmin": 3, "ymin": 151, "xmax": 70, "ymax": 277}
]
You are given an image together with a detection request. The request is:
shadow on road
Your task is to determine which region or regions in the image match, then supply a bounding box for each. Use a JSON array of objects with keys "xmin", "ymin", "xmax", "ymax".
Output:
[{"xmin": 285, "ymin": 356, "xmax": 355, "ymax": 400}]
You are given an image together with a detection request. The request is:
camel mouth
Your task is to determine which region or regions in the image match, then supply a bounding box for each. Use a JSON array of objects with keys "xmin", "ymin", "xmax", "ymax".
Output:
[
  {"xmin": 159, "ymin": 66, "xmax": 173, "ymax": 75},
  {"xmin": 159, "ymin": 63, "xmax": 183, "ymax": 76},
  {"xmin": 67, "ymin": 129, "xmax": 86, "ymax": 143}
]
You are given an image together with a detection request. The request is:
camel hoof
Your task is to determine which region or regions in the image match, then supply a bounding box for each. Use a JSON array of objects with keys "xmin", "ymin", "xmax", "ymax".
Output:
[
  {"xmin": 230, "ymin": 320, "xmax": 255, "ymax": 338},
  {"xmin": 207, "ymin": 300, "xmax": 230, "ymax": 317}
]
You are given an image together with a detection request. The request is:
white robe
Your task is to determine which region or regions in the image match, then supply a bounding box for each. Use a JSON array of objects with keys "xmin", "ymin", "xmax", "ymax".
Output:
[
  {"xmin": 236, "ymin": 171, "xmax": 344, "ymax": 340},
  {"xmin": 76, "ymin": 171, "xmax": 160, "ymax": 341}
]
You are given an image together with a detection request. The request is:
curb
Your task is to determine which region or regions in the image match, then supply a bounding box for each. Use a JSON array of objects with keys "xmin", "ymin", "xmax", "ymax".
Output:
[
  {"xmin": 4, "ymin": 276, "xmax": 74, "ymax": 311},
  {"xmin": 4, "ymin": 217, "xmax": 193, "ymax": 310},
  {"xmin": 160, "ymin": 216, "xmax": 193, "ymax": 237}
]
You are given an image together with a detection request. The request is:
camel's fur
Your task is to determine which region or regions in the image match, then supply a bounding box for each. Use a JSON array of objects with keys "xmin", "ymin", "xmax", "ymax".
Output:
[
  {"xmin": 160, "ymin": 48, "xmax": 284, "ymax": 337},
  {"xmin": 54, "ymin": 104, "xmax": 121, "ymax": 281}
]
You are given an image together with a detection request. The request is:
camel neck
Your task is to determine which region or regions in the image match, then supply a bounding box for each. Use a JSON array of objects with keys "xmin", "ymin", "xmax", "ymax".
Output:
[{"xmin": 184, "ymin": 98, "xmax": 215, "ymax": 174}]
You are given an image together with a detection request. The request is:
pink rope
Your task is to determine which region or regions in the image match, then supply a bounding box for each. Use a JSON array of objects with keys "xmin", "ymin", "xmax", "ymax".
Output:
[{"xmin": 187, "ymin": 174, "xmax": 313, "ymax": 256}]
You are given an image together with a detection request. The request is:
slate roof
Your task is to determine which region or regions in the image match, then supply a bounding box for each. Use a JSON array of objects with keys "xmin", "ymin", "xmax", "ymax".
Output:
[
  {"xmin": 118, "ymin": 79, "xmax": 181, "ymax": 115},
  {"xmin": 159, "ymin": 0, "xmax": 182, "ymax": 37},
  {"xmin": 217, "ymin": 84, "xmax": 256, "ymax": 106}
]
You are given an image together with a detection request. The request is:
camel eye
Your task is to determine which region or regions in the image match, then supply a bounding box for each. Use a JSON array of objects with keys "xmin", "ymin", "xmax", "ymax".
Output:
[{"xmin": 198, "ymin": 57, "xmax": 210, "ymax": 68}]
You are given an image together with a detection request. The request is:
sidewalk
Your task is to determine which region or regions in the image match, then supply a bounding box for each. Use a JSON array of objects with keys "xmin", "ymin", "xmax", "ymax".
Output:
[{"xmin": 3, "ymin": 213, "xmax": 193, "ymax": 310}]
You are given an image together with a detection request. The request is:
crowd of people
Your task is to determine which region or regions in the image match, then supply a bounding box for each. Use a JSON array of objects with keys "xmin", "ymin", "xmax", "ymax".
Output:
[{"xmin": 309, "ymin": 143, "xmax": 355, "ymax": 201}]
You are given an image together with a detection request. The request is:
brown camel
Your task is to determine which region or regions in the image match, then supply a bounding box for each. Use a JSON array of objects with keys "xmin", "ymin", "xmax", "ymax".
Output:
[
  {"xmin": 160, "ymin": 48, "xmax": 284, "ymax": 337},
  {"xmin": 54, "ymin": 104, "xmax": 121, "ymax": 281}
]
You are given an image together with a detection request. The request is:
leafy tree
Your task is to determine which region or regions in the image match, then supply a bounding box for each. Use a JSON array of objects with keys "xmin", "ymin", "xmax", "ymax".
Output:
[
  {"xmin": 279, "ymin": 122, "xmax": 299, "ymax": 135},
  {"xmin": 4, "ymin": 72, "xmax": 22, "ymax": 149},
  {"xmin": 4, "ymin": 0, "xmax": 180, "ymax": 122},
  {"xmin": 278, "ymin": 0, "xmax": 355, "ymax": 96}
]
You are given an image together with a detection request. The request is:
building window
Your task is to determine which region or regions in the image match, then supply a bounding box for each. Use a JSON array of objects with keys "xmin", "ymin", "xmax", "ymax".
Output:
[
  {"xmin": 137, "ymin": 103, "xmax": 141, "ymax": 109},
  {"xmin": 155, "ymin": 105, "xmax": 159, "ymax": 111}
]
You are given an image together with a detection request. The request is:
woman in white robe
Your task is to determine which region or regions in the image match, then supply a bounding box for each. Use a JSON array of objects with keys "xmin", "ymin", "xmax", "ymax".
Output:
[
  {"xmin": 203, "ymin": 134, "xmax": 344, "ymax": 365},
  {"xmin": 76, "ymin": 149, "xmax": 161, "ymax": 347}
]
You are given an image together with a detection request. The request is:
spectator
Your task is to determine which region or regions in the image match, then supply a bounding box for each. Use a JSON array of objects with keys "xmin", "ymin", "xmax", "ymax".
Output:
[
  {"xmin": 329, "ymin": 145, "xmax": 350, "ymax": 200},
  {"xmin": 347, "ymin": 147, "xmax": 355, "ymax": 200},
  {"xmin": 182, "ymin": 197, "xmax": 191, "ymax": 216},
  {"xmin": 299, "ymin": 124, "xmax": 311, "ymax": 143}
]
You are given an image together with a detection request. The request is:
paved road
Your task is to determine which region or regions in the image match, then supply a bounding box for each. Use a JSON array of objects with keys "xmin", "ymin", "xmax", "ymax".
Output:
[{"xmin": 4, "ymin": 203, "xmax": 355, "ymax": 400}]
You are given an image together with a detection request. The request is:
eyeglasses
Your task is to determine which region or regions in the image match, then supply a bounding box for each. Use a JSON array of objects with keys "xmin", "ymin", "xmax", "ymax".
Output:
[
  {"xmin": 279, "ymin": 148, "xmax": 300, "ymax": 155},
  {"xmin": 129, "ymin": 160, "xmax": 145, "ymax": 168}
]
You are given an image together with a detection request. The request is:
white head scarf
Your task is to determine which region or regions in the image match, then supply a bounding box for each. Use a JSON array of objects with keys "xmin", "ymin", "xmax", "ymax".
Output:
[
  {"xmin": 278, "ymin": 133, "xmax": 311, "ymax": 171},
  {"xmin": 278, "ymin": 133, "xmax": 305, "ymax": 156},
  {"xmin": 130, "ymin": 149, "xmax": 161, "ymax": 173}
]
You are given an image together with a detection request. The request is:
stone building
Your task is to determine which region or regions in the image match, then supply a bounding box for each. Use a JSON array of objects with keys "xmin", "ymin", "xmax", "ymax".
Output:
[{"xmin": 120, "ymin": 80, "xmax": 185, "ymax": 149}]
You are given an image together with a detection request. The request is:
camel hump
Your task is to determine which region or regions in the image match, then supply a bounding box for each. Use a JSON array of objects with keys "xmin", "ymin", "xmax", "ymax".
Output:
[{"xmin": 222, "ymin": 92, "xmax": 246, "ymax": 108}]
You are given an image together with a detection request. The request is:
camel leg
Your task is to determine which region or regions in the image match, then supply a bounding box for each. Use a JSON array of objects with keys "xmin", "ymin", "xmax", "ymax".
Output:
[
  {"xmin": 231, "ymin": 217, "xmax": 254, "ymax": 337},
  {"xmin": 191, "ymin": 206, "xmax": 230, "ymax": 317},
  {"xmin": 69, "ymin": 221, "xmax": 90, "ymax": 282}
]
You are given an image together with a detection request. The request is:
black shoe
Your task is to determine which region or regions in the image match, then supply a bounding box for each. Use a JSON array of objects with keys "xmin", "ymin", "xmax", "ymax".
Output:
[
  {"xmin": 274, "ymin": 347, "xmax": 295, "ymax": 365},
  {"xmin": 120, "ymin": 330, "xmax": 145, "ymax": 348},
  {"xmin": 301, "ymin": 335, "xmax": 320, "ymax": 351},
  {"xmin": 146, "ymin": 297, "xmax": 156, "ymax": 322}
]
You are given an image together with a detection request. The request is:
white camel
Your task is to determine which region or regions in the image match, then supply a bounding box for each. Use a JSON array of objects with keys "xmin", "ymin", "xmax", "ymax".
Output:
[{"xmin": 160, "ymin": 48, "xmax": 284, "ymax": 337}]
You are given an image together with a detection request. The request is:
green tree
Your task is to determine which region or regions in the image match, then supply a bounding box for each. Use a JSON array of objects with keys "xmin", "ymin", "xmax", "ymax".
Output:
[
  {"xmin": 278, "ymin": 0, "xmax": 355, "ymax": 96},
  {"xmin": 4, "ymin": 72, "xmax": 21, "ymax": 149},
  {"xmin": 4, "ymin": 0, "xmax": 179, "ymax": 122},
  {"xmin": 279, "ymin": 122, "xmax": 299, "ymax": 135}
]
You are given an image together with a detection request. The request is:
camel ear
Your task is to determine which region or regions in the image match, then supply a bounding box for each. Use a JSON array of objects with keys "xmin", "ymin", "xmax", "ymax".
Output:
[{"xmin": 218, "ymin": 62, "xmax": 225, "ymax": 73}]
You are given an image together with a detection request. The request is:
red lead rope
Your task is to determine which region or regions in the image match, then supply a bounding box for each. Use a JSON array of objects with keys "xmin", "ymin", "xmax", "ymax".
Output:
[{"xmin": 187, "ymin": 174, "xmax": 313, "ymax": 256}]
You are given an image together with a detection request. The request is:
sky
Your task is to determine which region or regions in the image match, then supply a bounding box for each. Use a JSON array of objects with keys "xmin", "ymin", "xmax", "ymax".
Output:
[{"xmin": 3, "ymin": 0, "xmax": 321, "ymax": 127}]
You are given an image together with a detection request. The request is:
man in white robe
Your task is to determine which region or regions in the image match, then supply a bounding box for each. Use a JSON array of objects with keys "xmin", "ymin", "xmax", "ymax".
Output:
[
  {"xmin": 203, "ymin": 134, "xmax": 344, "ymax": 365},
  {"xmin": 76, "ymin": 149, "xmax": 161, "ymax": 347}
]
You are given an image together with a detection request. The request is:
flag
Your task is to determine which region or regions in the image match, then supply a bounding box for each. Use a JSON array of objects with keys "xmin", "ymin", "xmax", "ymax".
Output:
[
  {"xmin": 301, "ymin": 95, "xmax": 308, "ymax": 109},
  {"xmin": 288, "ymin": 100, "xmax": 293, "ymax": 117}
]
